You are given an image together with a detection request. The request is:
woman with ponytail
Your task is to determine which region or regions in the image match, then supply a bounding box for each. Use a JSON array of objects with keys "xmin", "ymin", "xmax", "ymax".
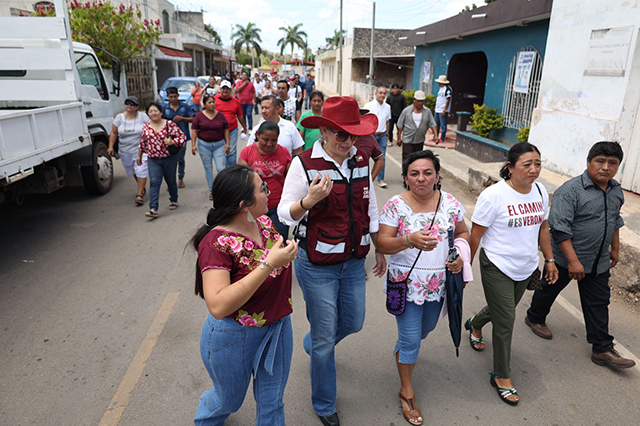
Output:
[{"xmin": 191, "ymin": 164, "xmax": 298, "ymax": 426}]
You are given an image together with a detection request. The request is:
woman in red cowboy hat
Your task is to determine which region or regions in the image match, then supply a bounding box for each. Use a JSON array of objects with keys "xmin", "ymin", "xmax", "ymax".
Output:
[{"xmin": 276, "ymin": 96, "xmax": 387, "ymax": 426}]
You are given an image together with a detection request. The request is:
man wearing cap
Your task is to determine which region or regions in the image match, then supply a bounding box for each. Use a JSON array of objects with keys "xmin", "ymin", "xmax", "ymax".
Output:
[
  {"xmin": 396, "ymin": 90, "xmax": 437, "ymax": 164},
  {"xmin": 434, "ymin": 75, "xmax": 452, "ymax": 144},
  {"xmin": 215, "ymin": 80, "xmax": 248, "ymax": 167},
  {"xmin": 277, "ymin": 96, "xmax": 387, "ymax": 426},
  {"xmin": 364, "ymin": 87, "xmax": 392, "ymax": 188},
  {"xmin": 247, "ymin": 95, "xmax": 304, "ymax": 157},
  {"xmin": 163, "ymin": 87, "xmax": 195, "ymax": 188}
]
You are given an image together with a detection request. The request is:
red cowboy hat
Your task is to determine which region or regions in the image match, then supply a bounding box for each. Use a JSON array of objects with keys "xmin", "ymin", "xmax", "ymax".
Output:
[{"xmin": 301, "ymin": 96, "xmax": 378, "ymax": 136}]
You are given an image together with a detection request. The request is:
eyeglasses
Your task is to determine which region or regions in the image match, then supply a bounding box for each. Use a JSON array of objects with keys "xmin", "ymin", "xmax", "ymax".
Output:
[
  {"xmin": 260, "ymin": 181, "xmax": 270, "ymax": 194},
  {"xmin": 332, "ymin": 130, "xmax": 360, "ymax": 142}
]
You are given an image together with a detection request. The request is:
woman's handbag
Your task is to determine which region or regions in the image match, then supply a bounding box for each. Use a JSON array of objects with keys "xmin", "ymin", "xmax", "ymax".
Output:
[
  {"xmin": 166, "ymin": 121, "xmax": 180, "ymax": 155},
  {"xmin": 386, "ymin": 191, "xmax": 441, "ymax": 316},
  {"xmin": 527, "ymin": 183, "xmax": 545, "ymax": 291}
]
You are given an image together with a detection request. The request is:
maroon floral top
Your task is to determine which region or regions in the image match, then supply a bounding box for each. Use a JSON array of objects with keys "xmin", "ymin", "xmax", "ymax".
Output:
[{"xmin": 197, "ymin": 216, "xmax": 293, "ymax": 326}]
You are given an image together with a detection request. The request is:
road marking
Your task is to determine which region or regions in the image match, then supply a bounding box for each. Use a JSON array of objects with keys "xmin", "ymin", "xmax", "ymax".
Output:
[
  {"xmin": 99, "ymin": 292, "xmax": 180, "ymax": 426},
  {"xmin": 555, "ymin": 295, "xmax": 640, "ymax": 370},
  {"xmin": 385, "ymin": 148, "xmax": 640, "ymax": 370}
]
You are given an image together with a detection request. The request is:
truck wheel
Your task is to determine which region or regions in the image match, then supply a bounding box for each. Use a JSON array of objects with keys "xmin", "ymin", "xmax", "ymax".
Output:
[{"xmin": 81, "ymin": 141, "xmax": 113, "ymax": 194}]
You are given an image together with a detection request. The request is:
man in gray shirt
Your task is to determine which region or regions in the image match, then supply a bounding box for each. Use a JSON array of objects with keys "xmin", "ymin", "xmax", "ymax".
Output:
[
  {"xmin": 397, "ymin": 90, "xmax": 437, "ymax": 164},
  {"xmin": 525, "ymin": 141, "xmax": 634, "ymax": 369}
]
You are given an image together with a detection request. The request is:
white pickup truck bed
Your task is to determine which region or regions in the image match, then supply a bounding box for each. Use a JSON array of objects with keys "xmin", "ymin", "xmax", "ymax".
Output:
[{"xmin": 0, "ymin": 102, "xmax": 90, "ymax": 183}]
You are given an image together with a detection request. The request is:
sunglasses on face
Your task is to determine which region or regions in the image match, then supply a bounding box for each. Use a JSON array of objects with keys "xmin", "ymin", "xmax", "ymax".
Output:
[
  {"xmin": 124, "ymin": 101, "xmax": 138, "ymax": 106},
  {"xmin": 260, "ymin": 181, "xmax": 270, "ymax": 194},
  {"xmin": 333, "ymin": 130, "xmax": 360, "ymax": 142}
]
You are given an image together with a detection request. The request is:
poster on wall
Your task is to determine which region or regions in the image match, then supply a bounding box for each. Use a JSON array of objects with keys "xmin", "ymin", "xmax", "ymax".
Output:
[
  {"xmin": 421, "ymin": 60, "xmax": 431, "ymax": 84},
  {"xmin": 513, "ymin": 51, "xmax": 536, "ymax": 94},
  {"xmin": 584, "ymin": 26, "xmax": 633, "ymax": 76}
]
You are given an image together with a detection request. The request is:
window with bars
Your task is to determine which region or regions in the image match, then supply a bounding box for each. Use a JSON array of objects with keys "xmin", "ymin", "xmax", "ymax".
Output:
[{"xmin": 501, "ymin": 46, "xmax": 543, "ymax": 129}]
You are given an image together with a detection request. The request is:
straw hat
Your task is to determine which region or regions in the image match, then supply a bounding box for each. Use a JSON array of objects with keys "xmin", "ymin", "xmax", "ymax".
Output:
[{"xmin": 435, "ymin": 75, "xmax": 450, "ymax": 84}]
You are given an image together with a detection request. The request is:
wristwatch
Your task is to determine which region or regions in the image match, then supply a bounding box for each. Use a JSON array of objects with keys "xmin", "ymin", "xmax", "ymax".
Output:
[{"xmin": 259, "ymin": 260, "xmax": 275, "ymax": 270}]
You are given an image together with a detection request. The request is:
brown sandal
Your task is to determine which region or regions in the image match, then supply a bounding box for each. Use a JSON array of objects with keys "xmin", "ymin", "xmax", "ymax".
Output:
[{"xmin": 398, "ymin": 392, "xmax": 423, "ymax": 425}]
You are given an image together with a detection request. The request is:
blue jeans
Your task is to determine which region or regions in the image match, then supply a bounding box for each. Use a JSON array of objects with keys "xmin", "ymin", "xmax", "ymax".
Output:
[
  {"xmin": 148, "ymin": 156, "xmax": 178, "ymax": 210},
  {"xmin": 197, "ymin": 138, "xmax": 226, "ymax": 192},
  {"xmin": 225, "ymin": 128, "xmax": 239, "ymax": 168},
  {"xmin": 294, "ymin": 248, "xmax": 366, "ymax": 416},
  {"xmin": 177, "ymin": 145, "xmax": 188, "ymax": 181},
  {"xmin": 374, "ymin": 133, "xmax": 387, "ymax": 181},
  {"xmin": 267, "ymin": 208, "xmax": 289, "ymax": 239},
  {"xmin": 195, "ymin": 315, "xmax": 293, "ymax": 426},
  {"xmin": 241, "ymin": 104, "xmax": 253, "ymax": 129},
  {"xmin": 394, "ymin": 299, "xmax": 444, "ymax": 364},
  {"xmin": 435, "ymin": 111, "xmax": 448, "ymax": 140}
]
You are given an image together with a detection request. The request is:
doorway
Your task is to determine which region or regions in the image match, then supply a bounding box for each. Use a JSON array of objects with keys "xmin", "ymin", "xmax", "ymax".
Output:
[{"xmin": 447, "ymin": 52, "xmax": 488, "ymax": 116}]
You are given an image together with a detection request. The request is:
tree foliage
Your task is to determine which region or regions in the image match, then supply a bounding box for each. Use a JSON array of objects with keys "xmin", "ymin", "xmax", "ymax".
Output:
[
  {"xmin": 325, "ymin": 29, "xmax": 347, "ymax": 49},
  {"xmin": 67, "ymin": 1, "xmax": 162, "ymax": 68},
  {"xmin": 277, "ymin": 24, "xmax": 307, "ymax": 65},
  {"xmin": 233, "ymin": 23, "xmax": 263, "ymax": 70},
  {"xmin": 204, "ymin": 24, "xmax": 222, "ymax": 45}
]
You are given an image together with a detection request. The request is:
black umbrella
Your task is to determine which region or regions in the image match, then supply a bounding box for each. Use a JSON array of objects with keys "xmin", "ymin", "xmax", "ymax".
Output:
[{"xmin": 445, "ymin": 226, "xmax": 465, "ymax": 357}]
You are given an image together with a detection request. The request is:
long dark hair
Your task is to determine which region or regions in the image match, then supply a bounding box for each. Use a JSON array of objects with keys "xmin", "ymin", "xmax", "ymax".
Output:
[
  {"xmin": 253, "ymin": 120, "xmax": 280, "ymax": 143},
  {"xmin": 500, "ymin": 142, "xmax": 541, "ymax": 180},
  {"xmin": 190, "ymin": 164, "xmax": 256, "ymax": 298}
]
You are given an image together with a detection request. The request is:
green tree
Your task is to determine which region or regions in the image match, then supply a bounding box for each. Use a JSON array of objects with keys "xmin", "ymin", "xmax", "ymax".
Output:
[
  {"xmin": 232, "ymin": 23, "xmax": 263, "ymax": 71},
  {"xmin": 204, "ymin": 24, "xmax": 222, "ymax": 45},
  {"xmin": 325, "ymin": 29, "xmax": 347, "ymax": 49},
  {"xmin": 277, "ymin": 24, "xmax": 308, "ymax": 69},
  {"xmin": 30, "ymin": 1, "xmax": 162, "ymax": 68}
]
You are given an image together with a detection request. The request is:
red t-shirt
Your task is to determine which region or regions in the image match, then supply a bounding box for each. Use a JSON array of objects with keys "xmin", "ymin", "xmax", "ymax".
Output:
[
  {"xmin": 235, "ymin": 80, "xmax": 256, "ymax": 104},
  {"xmin": 239, "ymin": 144, "xmax": 292, "ymax": 210},
  {"xmin": 214, "ymin": 94, "xmax": 243, "ymax": 130},
  {"xmin": 197, "ymin": 216, "xmax": 293, "ymax": 327},
  {"xmin": 192, "ymin": 111, "xmax": 229, "ymax": 142},
  {"xmin": 355, "ymin": 134, "xmax": 383, "ymax": 161}
]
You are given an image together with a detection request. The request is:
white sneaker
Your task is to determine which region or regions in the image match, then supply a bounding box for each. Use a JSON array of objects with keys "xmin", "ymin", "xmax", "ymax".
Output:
[{"xmin": 378, "ymin": 180, "xmax": 388, "ymax": 188}]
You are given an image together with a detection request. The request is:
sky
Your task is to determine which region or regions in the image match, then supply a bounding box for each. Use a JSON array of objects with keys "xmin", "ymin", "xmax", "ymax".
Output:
[{"xmin": 171, "ymin": 0, "xmax": 476, "ymax": 56}]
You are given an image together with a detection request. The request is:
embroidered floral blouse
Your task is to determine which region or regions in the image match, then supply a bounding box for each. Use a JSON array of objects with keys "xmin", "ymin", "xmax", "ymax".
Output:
[
  {"xmin": 380, "ymin": 191, "xmax": 466, "ymax": 304},
  {"xmin": 138, "ymin": 120, "xmax": 186, "ymax": 159},
  {"xmin": 197, "ymin": 216, "xmax": 293, "ymax": 326}
]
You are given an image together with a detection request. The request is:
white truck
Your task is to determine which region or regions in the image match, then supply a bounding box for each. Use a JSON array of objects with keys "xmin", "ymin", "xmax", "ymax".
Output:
[{"xmin": 0, "ymin": 0, "xmax": 122, "ymax": 204}]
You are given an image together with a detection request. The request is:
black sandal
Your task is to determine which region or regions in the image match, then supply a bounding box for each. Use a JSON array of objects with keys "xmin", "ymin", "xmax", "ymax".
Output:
[
  {"xmin": 135, "ymin": 194, "xmax": 144, "ymax": 205},
  {"xmin": 489, "ymin": 372, "xmax": 519, "ymax": 406},
  {"xmin": 465, "ymin": 318, "xmax": 484, "ymax": 351},
  {"xmin": 145, "ymin": 209, "xmax": 159, "ymax": 218}
]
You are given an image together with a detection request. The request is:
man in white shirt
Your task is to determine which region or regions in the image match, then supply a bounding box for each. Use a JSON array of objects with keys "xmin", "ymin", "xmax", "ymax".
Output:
[
  {"xmin": 248, "ymin": 95, "xmax": 304, "ymax": 157},
  {"xmin": 253, "ymin": 73, "xmax": 265, "ymax": 115},
  {"xmin": 364, "ymin": 87, "xmax": 392, "ymax": 187},
  {"xmin": 434, "ymin": 75, "xmax": 452, "ymax": 144}
]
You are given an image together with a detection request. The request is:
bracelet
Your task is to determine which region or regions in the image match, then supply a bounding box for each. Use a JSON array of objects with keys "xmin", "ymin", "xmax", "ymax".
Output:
[
  {"xmin": 299, "ymin": 198, "xmax": 308, "ymax": 210},
  {"xmin": 544, "ymin": 258, "xmax": 555, "ymax": 263},
  {"xmin": 259, "ymin": 260, "xmax": 275, "ymax": 270},
  {"xmin": 405, "ymin": 234, "xmax": 413, "ymax": 249}
]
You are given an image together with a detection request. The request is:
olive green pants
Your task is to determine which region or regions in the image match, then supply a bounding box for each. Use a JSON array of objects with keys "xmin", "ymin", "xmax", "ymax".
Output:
[{"xmin": 470, "ymin": 249, "xmax": 532, "ymax": 378}]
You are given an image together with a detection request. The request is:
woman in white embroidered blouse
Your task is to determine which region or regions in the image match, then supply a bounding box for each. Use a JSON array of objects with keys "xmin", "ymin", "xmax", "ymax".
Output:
[{"xmin": 377, "ymin": 150, "xmax": 469, "ymax": 426}]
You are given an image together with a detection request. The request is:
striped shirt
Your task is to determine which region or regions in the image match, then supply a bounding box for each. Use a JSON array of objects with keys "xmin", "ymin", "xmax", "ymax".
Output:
[{"xmin": 548, "ymin": 170, "xmax": 624, "ymax": 275}]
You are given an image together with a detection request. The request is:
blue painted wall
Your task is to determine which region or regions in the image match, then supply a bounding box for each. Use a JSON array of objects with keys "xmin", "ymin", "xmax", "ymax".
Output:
[{"xmin": 413, "ymin": 19, "xmax": 550, "ymax": 114}]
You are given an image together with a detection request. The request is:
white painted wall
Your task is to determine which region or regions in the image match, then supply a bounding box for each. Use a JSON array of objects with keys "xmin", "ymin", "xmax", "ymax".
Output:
[{"xmin": 529, "ymin": 0, "xmax": 640, "ymax": 191}]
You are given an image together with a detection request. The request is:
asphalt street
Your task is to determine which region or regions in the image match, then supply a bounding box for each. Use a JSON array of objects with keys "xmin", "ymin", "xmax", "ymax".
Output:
[{"xmin": 1, "ymin": 129, "xmax": 639, "ymax": 426}]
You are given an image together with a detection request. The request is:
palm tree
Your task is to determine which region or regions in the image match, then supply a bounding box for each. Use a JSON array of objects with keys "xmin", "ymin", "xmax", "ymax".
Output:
[
  {"xmin": 232, "ymin": 23, "xmax": 262, "ymax": 71},
  {"xmin": 325, "ymin": 29, "xmax": 347, "ymax": 49},
  {"xmin": 277, "ymin": 24, "xmax": 308, "ymax": 68}
]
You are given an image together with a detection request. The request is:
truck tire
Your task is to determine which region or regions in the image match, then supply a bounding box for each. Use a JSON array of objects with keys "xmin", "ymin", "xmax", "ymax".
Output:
[{"xmin": 81, "ymin": 141, "xmax": 113, "ymax": 194}]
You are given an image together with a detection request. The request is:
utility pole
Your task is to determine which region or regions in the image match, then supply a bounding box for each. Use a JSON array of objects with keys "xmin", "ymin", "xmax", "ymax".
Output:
[
  {"xmin": 338, "ymin": 0, "xmax": 343, "ymax": 95},
  {"xmin": 368, "ymin": 2, "xmax": 375, "ymax": 86}
]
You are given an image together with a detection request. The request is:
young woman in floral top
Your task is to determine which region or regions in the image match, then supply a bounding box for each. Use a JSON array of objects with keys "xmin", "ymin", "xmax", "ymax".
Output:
[
  {"xmin": 377, "ymin": 150, "xmax": 470, "ymax": 426},
  {"xmin": 190, "ymin": 164, "xmax": 298, "ymax": 426},
  {"xmin": 137, "ymin": 102, "xmax": 186, "ymax": 218}
]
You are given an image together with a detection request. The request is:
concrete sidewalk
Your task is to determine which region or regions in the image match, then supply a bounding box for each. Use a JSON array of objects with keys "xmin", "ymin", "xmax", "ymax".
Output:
[{"xmin": 430, "ymin": 143, "xmax": 640, "ymax": 298}]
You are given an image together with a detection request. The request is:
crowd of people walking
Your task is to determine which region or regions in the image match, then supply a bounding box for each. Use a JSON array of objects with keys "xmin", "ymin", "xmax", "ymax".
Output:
[{"xmin": 108, "ymin": 72, "xmax": 633, "ymax": 426}]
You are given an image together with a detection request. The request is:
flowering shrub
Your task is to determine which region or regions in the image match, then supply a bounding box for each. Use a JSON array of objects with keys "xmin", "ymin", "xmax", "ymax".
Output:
[{"xmin": 29, "ymin": 1, "xmax": 162, "ymax": 68}]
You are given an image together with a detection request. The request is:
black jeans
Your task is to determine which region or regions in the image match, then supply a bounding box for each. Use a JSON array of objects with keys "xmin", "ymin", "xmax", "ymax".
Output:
[
  {"xmin": 389, "ymin": 115, "xmax": 400, "ymax": 142},
  {"xmin": 527, "ymin": 264, "xmax": 613, "ymax": 353}
]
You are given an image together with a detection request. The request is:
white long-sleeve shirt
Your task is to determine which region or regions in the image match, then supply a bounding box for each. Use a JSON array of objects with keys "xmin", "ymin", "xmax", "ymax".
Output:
[{"xmin": 277, "ymin": 140, "xmax": 380, "ymax": 235}]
